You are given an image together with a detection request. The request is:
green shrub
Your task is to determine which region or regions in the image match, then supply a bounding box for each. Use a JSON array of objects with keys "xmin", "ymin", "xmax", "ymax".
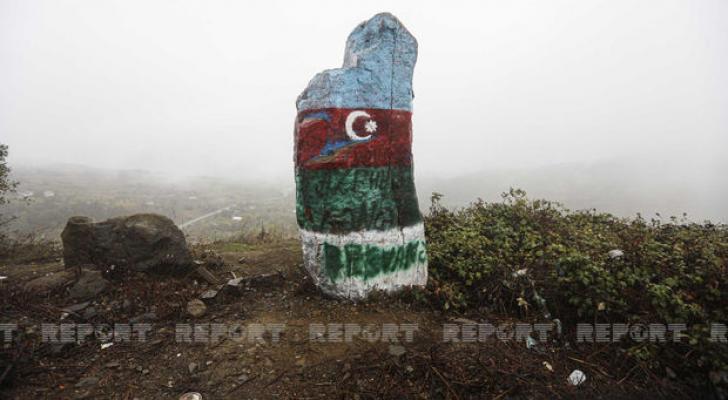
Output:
[{"xmin": 424, "ymin": 189, "xmax": 728, "ymax": 385}]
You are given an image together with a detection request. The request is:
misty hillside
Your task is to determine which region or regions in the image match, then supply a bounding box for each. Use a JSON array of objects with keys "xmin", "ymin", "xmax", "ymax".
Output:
[
  {"xmin": 5, "ymin": 156, "xmax": 726, "ymax": 242},
  {"xmin": 419, "ymin": 157, "xmax": 728, "ymax": 223}
]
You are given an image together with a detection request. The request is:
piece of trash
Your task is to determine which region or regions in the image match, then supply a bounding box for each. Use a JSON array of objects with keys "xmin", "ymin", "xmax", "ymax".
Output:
[
  {"xmin": 525, "ymin": 336, "xmax": 537, "ymax": 350},
  {"xmin": 543, "ymin": 361, "xmax": 553, "ymax": 372},
  {"xmin": 553, "ymin": 319, "xmax": 563, "ymax": 336},
  {"xmin": 516, "ymin": 297, "xmax": 529, "ymax": 309},
  {"xmin": 608, "ymin": 249, "xmax": 624, "ymax": 259},
  {"xmin": 567, "ymin": 369, "xmax": 587, "ymax": 386},
  {"xmin": 597, "ymin": 302, "xmax": 606, "ymax": 311},
  {"xmin": 179, "ymin": 392, "xmax": 203, "ymax": 400},
  {"xmin": 0, "ymin": 276, "xmax": 7, "ymax": 281},
  {"xmin": 512, "ymin": 268, "xmax": 528, "ymax": 277},
  {"xmin": 100, "ymin": 342, "xmax": 114, "ymax": 350}
]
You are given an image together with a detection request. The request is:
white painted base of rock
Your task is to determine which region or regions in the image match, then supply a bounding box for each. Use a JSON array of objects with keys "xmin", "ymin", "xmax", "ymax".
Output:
[{"xmin": 300, "ymin": 223, "xmax": 428, "ymax": 299}]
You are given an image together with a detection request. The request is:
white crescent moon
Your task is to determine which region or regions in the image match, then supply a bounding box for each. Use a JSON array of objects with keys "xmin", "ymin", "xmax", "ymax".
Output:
[{"xmin": 345, "ymin": 110, "xmax": 372, "ymax": 141}]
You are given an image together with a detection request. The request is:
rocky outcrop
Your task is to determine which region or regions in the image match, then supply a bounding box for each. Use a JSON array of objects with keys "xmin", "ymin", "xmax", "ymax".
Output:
[
  {"xmin": 61, "ymin": 214, "xmax": 192, "ymax": 274},
  {"xmin": 294, "ymin": 13, "xmax": 427, "ymax": 299}
]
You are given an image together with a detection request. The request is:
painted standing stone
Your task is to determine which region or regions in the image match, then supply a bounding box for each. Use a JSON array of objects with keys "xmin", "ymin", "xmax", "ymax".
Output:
[{"xmin": 294, "ymin": 13, "xmax": 427, "ymax": 299}]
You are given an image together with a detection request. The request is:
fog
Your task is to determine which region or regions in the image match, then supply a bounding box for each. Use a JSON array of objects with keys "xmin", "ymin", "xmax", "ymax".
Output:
[{"xmin": 1, "ymin": 1, "xmax": 726, "ymax": 219}]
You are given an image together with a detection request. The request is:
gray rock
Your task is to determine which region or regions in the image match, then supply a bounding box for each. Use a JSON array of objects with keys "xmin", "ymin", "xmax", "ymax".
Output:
[
  {"xmin": 68, "ymin": 270, "xmax": 109, "ymax": 300},
  {"xmin": 24, "ymin": 270, "xmax": 75, "ymax": 294},
  {"xmin": 388, "ymin": 345, "xmax": 406, "ymax": 357},
  {"xmin": 61, "ymin": 214, "xmax": 192, "ymax": 274},
  {"xmin": 82, "ymin": 306, "xmax": 98, "ymax": 319},
  {"xmin": 63, "ymin": 301, "xmax": 91, "ymax": 313},
  {"xmin": 75, "ymin": 376, "xmax": 99, "ymax": 388},
  {"xmin": 129, "ymin": 312, "xmax": 157, "ymax": 323},
  {"xmin": 199, "ymin": 288, "xmax": 220, "ymax": 301},
  {"xmin": 188, "ymin": 362, "xmax": 198, "ymax": 374}
]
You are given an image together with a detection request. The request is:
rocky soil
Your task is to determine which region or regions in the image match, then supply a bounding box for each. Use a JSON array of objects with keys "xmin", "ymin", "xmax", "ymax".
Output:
[{"xmin": 0, "ymin": 240, "xmax": 692, "ymax": 399}]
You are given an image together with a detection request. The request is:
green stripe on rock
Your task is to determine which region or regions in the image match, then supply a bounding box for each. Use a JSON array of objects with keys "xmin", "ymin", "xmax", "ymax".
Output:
[
  {"xmin": 295, "ymin": 166, "xmax": 422, "ymax": 233},
  {"xmin": 322, "ymin": 239, "xmax": 427, "ymax": 282}
]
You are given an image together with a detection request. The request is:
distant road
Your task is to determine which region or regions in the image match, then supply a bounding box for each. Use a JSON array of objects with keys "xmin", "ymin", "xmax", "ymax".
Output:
[
  {"xmin": 179, "ymin": 205, "xmax": 235, "ymax": 229},
  {"xmin": 178, "ymin": 193, "xmax": 292, "ymax": 229}
]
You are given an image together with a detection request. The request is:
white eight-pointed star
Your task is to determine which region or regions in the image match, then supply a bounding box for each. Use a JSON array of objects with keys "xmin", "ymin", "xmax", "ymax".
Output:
[{"xmin": 364, "ymin": 120, "xmax": 378, "ymax": 134}]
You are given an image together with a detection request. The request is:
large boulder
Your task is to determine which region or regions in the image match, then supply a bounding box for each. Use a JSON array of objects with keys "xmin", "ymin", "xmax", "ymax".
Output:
[
  {"xmin": 294, "ymin": 13, "xmax": 427, "ymax": 299},
  {"xmin": 61, "ymin": 214, "xmax": 192, "ymax": 273}
]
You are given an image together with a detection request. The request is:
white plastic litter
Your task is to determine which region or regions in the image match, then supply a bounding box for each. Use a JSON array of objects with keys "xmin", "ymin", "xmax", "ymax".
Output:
[
  {"xmin": 608, "ymin": 249, "xmax": 624, "ymax": 259},
  {"xmin": 512, "ymin": 268, "xmax": 528, "ymax": 277},
  {"xmin": 567, "ymin": 369, "xmax": 587, "ymax": 386},
  {"xmin": 179, "ymin": 393, "xmax": 203, "ymax": 400},
  {"xmin": 543, "ymin": 361, "xmax": 553, "ymax": 372}
]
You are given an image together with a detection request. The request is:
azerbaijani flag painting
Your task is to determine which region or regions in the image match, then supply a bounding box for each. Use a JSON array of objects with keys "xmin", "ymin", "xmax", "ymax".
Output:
[{"xmin": 294, "ymin": 13, "xmax": 427, "ymax": 299}]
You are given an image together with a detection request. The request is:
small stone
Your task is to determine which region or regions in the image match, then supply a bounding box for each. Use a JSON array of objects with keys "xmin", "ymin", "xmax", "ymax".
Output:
[
  {"xmin": 237, "ymin": 257, "xmax": 247, "ymax": 264},
  {"xmin": 179, "ymin": 393, "xmax": 203, "ymax": 400},
  {"xmin": 199, "ymin": 289, "xmax": 219, "ymax": 301},
  {"xmin": 24, "ymin": 270, "xmax": 75, "ymax": 295},
  {"xmin": 388, "ymin": 345, "xmax": 406, "ymax": 357},
  {"xmin": 188, "ymin": 362, "xmax": 198, "ymax": 374},
  {"xmin": 105, "ymin": 361, "xmax": 121, "ymax": 369},
  {"xmin": 186, "ymin": 299, "xmax": 207, "ymax": 318},
  {"xmin": 68, "ymin": 270, "xmax": 109, "ymax": 300},
  {"xmin": 142, "ymin": 368, "xmax": 149, "ymax": 375},
  {"xmin": 75, "ymin": 376, "xmax": 99, "ymax": 388},
  {"xmin": 82, "ymin": 307, "xmax": 98, "ymax": 319},
  {"xmin": 130, "ymin": 312, "xmax": 157, "ymax": 323},
  {"xmin": 63, "ymin": 301, "xmax": 91, "ymax": 313},
  {"xmin": 236, "ymin": 374, "xmax": 249, "ymax": 383}
]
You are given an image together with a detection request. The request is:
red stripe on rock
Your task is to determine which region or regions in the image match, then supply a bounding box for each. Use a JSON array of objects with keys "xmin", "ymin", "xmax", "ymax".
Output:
[{"xmin": 294, "ymin": 108, "xmax": 412, "ymax": 170}]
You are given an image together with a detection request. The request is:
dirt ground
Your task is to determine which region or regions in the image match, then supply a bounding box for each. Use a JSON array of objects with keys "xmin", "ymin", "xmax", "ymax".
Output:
[{"xmin": 0, "ymin": 240, "xmax": 694, "ymax": 399}]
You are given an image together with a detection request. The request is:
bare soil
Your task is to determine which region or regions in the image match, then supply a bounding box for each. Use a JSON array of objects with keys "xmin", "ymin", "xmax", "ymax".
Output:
[{"xmin": 0, "ymin": 240, "xmax": 693, "ymax": 399}]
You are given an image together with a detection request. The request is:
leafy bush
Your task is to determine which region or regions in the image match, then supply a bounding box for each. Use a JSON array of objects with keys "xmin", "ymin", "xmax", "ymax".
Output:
[
  {"xmin": 424, "ymin": 189, "xmax": 728, "ymax": 386},
  {"xmin": 0, "ymin": 144, "xmax": 18, "ymax": 248}
]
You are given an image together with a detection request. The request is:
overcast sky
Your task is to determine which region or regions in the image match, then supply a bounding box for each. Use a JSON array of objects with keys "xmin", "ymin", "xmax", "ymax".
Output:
[{"xmin": 1, "ymin": 0, "xmax": 726, "ymax": 183}]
